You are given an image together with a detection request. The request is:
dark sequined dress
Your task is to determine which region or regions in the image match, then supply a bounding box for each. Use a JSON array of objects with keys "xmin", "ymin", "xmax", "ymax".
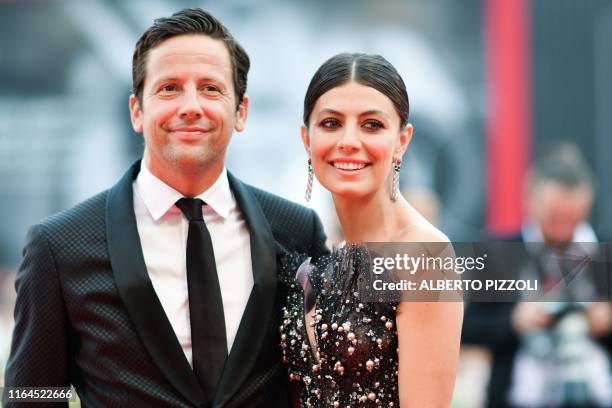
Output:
[{"xmin": 279, "ymin": 245, "xmax": 400, "ymax": 407}]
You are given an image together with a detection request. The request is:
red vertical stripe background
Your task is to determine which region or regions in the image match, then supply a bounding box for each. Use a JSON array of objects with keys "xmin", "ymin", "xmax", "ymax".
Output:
[{"xmin": 485, "ymin": 0, "xmax": 532, "ymax": 235}]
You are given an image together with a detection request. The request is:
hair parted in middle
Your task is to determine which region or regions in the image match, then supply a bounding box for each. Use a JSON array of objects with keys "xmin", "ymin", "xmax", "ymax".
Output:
[{"xmin": 303, "ymin": 53, "xmax": 409, "ymax": 128}]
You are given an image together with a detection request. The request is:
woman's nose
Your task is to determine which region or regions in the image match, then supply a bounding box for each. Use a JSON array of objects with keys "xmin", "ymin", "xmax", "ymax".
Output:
[{"xmin": 337, "ymin": 127, "xmax": 360, "ymax": 152}]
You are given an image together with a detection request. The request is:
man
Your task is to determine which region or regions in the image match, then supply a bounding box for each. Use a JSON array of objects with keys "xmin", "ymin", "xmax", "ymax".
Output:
[
  {"xmin": 4, "ymin": 8, "xmax": 328, "ymax": 407},
  {"xmin": 463, "ymin": 144, "xmax": 612, "ymax": 407}
]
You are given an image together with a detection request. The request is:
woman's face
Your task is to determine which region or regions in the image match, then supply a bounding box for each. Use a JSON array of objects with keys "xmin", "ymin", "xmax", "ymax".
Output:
[{"xmin": 302, "ymin": 81, "xmax": 412, "ymax": 201}]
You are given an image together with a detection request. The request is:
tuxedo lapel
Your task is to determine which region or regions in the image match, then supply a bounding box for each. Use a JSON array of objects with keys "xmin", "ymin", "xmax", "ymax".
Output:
[
  {"xmin": 214, "ymin": 174, "xmax": 278, "ymax": 407},
  {"xmin": 106, "ymin": 161, "xmax": 207, "ymax": 407}
]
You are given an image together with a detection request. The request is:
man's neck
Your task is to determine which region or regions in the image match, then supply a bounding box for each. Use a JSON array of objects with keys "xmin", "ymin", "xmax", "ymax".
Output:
[{"xmin": 144, "ymin": 157, "xmax": 224, "ymax": 197}]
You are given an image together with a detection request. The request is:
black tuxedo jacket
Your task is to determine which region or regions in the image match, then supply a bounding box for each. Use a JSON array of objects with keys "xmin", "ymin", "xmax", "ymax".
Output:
[{"xmin": 4, "ymin": 161, "xmax": 328, "ymax": 407}]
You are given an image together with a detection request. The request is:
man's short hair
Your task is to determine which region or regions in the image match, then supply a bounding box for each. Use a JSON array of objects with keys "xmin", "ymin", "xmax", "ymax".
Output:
[
  {"xmin": 530, "ymin": 142, "xmax": 593, "ymax": 189},
  {"xmin": 132, "ymin": 8, "xmax": 250, "ymax": 109}
]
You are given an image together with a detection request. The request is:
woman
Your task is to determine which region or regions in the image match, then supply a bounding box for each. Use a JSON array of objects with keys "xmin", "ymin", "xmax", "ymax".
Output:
[{"xmin": 279, "ymin": 53, "xmax": 463, "ymax": 407}]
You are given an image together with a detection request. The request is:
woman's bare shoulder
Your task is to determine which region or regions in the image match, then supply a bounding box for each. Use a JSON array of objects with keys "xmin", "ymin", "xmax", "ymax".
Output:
[{"xmin": 395, "ymin": 218, "xmax": 449, "ymax": 244}]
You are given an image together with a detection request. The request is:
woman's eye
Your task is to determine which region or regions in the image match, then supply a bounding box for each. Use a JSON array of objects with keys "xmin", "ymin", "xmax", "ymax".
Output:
[
  {"xmin": 320, "ymin": 118, "xmax": 341, "ymax": 129},
  {"xmin": 363, "ymin": 120, "xmax": 384, "ymax": 131}
]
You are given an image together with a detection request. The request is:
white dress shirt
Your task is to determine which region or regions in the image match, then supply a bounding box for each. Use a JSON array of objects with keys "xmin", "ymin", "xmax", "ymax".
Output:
[{"xmin": 133, "ymin": 163, "xmax": 254, "ymax": 365}]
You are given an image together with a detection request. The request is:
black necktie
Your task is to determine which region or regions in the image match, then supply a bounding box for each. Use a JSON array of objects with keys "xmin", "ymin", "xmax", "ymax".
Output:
[{"xmin": 176, "ymin": 197, "xmax": 227, "ymax": 401}]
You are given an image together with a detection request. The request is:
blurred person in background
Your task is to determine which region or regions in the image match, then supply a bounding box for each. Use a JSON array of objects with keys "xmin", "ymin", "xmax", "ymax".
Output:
[
  {"xmin": 3, "ymin": 8, "xmax": 328, "ymax": 407},
  {"xmin": 463, "ymin": 143, "xmax": 612, "ymax": 407}
]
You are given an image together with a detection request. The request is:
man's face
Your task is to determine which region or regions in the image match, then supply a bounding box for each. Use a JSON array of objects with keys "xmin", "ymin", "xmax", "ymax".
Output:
[
  {"xmin": 529, "ymin": 181, "xmax": 593, "ymax": 244},
  {"xmin": 129, "ymin": 34, "xmax": 248, "ymax": 180}
]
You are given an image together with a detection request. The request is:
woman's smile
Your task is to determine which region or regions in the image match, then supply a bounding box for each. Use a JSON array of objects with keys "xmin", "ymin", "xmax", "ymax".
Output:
[{"xmin": 330, "ymin": 158, "xmax": 371, "ymax": 173}]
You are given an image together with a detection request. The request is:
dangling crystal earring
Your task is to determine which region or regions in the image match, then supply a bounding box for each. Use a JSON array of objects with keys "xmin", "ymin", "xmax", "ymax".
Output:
[
  {"xmin": 305, "ymin": 158, "xmax": 314, "ymax": 202},
  {"xmin": 391, "ymin": 158, "xmax": 401, "ymax": 202}
]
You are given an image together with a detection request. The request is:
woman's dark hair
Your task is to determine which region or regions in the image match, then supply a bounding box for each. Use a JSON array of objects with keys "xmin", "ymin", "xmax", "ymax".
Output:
[
  {"xmin": 132, "ymin": 8, "xmax": 249, "ymax": 109},
  {"xmin": 303, "ymin": 53, "xmax": 409, "ymax": 128}
]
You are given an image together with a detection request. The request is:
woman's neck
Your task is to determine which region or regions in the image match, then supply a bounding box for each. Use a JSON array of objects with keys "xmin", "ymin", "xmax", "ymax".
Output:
[{"xmin": 333, "ymin": 191, "xmax": 414, "ymax": 243}]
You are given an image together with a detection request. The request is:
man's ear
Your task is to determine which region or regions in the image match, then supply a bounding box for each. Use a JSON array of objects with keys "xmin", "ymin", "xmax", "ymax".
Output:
[
  {"xmin": 394, "ymin": 123, "xmax": 413, "ymax": 159},
  {"xmin": 129, "ymin": 94, "xmax": 143, "ymax": 133},
  {"xmin": 234, "ymin": 95, "xmax": 249, "ymax": 132},
  {"xmin": 300, "ymin": 125, "xmax": 311, "ymax": 157}
]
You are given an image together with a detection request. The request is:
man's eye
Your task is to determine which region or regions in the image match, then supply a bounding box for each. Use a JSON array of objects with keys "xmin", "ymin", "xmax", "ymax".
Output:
[
  {"xmin": 320, "ymin": 118, "xmax": 341, "ymax": 129},
  {"xmin": 363, "ymin": 120, "xmax": 384, "ymax": 131},
  {"xmin": 159, "ymin": 84, "xmax": 178, "ymax": 93},
  {"xmin": 201, "ymin": 85, "xmax": 220, "ymax": 93}
]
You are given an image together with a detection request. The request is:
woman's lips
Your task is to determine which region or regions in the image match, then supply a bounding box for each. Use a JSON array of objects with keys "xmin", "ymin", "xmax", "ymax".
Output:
[{"xmin": 329, "ymin": 160, "xmax": 371, "ymax": 172}]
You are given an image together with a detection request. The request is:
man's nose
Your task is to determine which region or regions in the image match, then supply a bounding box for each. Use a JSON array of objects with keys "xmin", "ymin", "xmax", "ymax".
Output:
[{"xmin": 178, "ymin": 88, "xmax": 203, "ymax": 121}]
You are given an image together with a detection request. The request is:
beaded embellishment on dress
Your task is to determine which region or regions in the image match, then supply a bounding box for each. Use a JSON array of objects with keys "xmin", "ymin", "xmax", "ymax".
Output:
[{"xmin": 279, "ymin": 245, "xmax": 400, "ymax": 407}]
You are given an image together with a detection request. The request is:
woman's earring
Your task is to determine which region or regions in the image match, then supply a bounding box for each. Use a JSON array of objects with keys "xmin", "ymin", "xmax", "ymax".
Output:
[
  {"xmin": 391, "ymin": 158, "xmax": 401, "ymax": 202},
  {"xmin": 305, "ymin": 158, "xmax": 314, "ymax": 202}
]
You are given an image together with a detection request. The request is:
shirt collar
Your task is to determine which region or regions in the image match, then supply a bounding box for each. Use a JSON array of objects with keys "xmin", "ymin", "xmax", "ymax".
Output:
[
  {"xmin": 521, "ymin": 221, "xmax": 598, "ymax": 256},
  {"xmin": 521, "ymin": 221, "xmax": 597, "ymax": 243},
  {"xmin": 135, "ymin": 162, "xmax": 234, "ymax": 221}
]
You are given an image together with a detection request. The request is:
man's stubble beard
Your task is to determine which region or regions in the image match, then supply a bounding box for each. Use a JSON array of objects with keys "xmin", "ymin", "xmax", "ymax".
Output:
[{"xmin": 164, "ymin": 140, "xmax": 228, "ymax": 173}]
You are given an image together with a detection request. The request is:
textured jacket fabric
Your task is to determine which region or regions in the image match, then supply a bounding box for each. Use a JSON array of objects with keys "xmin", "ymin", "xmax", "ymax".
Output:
[{"xmin": 4, "ymin": 161, "xmax": 328, "ymax": 408}]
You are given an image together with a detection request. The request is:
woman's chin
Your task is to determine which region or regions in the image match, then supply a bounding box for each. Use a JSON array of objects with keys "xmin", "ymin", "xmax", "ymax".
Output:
[{"xmin": 328, "ymin": 186, "xmax": 376, "ymax": 201}]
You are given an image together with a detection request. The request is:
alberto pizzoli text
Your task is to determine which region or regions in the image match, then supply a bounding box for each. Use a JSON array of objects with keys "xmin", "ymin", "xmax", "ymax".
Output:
[{"xmin": 372, "ymin": 279, "xmax": 538, "ymax": 292}]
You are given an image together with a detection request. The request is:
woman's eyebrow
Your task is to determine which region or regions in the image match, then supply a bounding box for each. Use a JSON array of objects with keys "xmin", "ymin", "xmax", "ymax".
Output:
[
  {"xmin": 359, "ymin": 109, "xmax": 390, "ymax": 119},
  {"xmin": 317, "ymin": 108, "xmax": 344, "ymax": 117}
]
